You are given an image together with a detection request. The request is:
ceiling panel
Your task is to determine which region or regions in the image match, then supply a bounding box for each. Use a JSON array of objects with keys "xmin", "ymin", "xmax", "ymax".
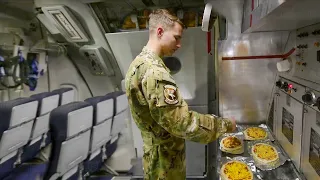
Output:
[{"xmin": 0, "ymin": 0, "xmax": 35, "ymax": 13}]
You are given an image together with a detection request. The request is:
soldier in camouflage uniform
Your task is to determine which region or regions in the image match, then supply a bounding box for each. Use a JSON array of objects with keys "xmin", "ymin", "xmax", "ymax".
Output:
[{"xmin": 125, "ymin": 9, "xmax": 236, "ymax": 180}]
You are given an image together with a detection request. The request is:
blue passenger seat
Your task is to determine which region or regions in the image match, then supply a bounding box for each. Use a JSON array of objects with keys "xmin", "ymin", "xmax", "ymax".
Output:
[
  {"xmin": 44, "ymin": 101, "xmax": 93, "ymax": 180},
  {"xmin": 83, "ymin": 95, "xmax": 114, "ymax": 178},
  {"xmin": 0, "ymin": 97, "xmax": 38, "ymax": 179}
]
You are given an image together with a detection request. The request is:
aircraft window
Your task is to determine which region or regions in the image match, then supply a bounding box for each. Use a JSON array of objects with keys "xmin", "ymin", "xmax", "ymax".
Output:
[{"xmin": 163, "ymin": 56, "xmax": 181, "ymax": 75}]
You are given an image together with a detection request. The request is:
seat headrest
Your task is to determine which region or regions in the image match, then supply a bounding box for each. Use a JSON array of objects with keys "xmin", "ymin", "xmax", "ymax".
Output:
[
  {"xmin": 85, "ymin": 96, "xmax": 114, "ymax": 125},
  {"xmin": 105, "ymin": 91, "xmax": 126, "ymax": 115},
  {"xmin": 52, "ymin": 88, "xmax": 73, "ymax": 94},
  {"xmin": 49, "ymin": 101, "xmax": 93, "ymax": 142},
  {"xmin": 104, "ymin": 91, "xmax": 125, "ymax": 99},
  {"xmin": 31, "ymin": 91, "xmax": 60, "ymax": 116},
  {"xmin": 52, "ymin": 88, "xmax": 75, "ymax": 105},
  {"xmin": 0, "ymin": 97, "xmax": 38, "ymax": 131},
  {"xmin": 116, "ymin": 94, "xmax": 128, "ymax": 114}
]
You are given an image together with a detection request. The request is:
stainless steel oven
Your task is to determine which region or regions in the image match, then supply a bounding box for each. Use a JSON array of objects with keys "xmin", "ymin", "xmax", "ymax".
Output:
[
  {"xmin": 275, "ymin": 77, "xmax": 305, "ymax": 169},
  {"xmin": 301, "ymin": 88, "xmax": 320, "ymax": 180}
]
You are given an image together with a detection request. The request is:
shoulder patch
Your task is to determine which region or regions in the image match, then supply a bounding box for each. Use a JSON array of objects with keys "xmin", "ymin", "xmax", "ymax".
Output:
[{"xmin": 163, "ymin": 85, "xmax": 179, "ymax": 105}]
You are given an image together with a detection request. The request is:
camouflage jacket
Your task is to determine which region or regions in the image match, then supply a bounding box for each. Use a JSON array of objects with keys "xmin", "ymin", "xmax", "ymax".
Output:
[{"xmin": 125, "ymin": 46, "xmax": 233, "ymax": 180}]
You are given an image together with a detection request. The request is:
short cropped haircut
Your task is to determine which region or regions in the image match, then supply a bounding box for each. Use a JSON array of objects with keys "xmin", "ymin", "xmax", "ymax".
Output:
[{"xmin": 148, "ymin": 9, "xmax": 184, "ymax": 31}]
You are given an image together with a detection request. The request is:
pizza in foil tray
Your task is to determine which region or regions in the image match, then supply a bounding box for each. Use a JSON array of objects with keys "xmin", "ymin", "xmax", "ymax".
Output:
[
  {"xmin": 251, "ymin": 143, "xmax": 279, "ymax": 166},
  {"xmin": 220, "ymin": 160, "xmax": 253, "ymax": 180},
  {"xmin": 244, "ymin": 127, "xmax": 267, "ymax": 140},
  {"xmin": 220, "ymin": 136, "xmax": 243, "ymax": 154}
]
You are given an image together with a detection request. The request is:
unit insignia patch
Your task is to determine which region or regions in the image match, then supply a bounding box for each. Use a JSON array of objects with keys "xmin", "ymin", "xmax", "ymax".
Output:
[{"xmin": 163, "ymin": 85, "xmax": 179, "ymax": 105}]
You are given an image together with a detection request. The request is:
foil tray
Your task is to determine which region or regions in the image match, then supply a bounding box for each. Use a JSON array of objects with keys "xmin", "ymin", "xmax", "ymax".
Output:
[
  {"xmin": 247, "ymin": 140, "xmax": 289, "ymax": 171},
  {"xmin": 216, "ymin": 124, "xmax": 306, "ymax": 180}
]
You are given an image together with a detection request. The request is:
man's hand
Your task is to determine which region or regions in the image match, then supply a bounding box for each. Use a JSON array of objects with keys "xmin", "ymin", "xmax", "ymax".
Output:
[
  {"xmin": 212, "ymin": 114, "xmax": 237, "ymax": 133},
  {"xmin": 230, "ymin": 118, "xmax": 237, "ymax": 132}
]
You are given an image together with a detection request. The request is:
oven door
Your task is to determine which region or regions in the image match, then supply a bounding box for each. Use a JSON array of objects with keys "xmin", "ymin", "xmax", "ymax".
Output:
[
  {"xmin": 276, "ymin": 90, "xmax": 304, "ymax": 169},
  {"xmin": 301, "ymin": 105, "xmax": 320, "ymax": 180},
  {"xmin": 268, "ymin": 94, "xmax": 278, "ymax": 134}
]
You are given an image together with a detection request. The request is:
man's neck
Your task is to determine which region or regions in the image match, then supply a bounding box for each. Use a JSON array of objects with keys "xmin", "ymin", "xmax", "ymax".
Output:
[{"xmin": 145, "ymin": 40, "xmax": 163, "ymax": 57}]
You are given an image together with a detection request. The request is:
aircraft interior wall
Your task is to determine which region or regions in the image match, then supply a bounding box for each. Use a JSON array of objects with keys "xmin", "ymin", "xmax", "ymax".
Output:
[
  {"xmin": 3, "ymin": 0, "xmax": 320, "ymax": 179},
  {"xmin": 0, "ymin": 5, "xmax": 95, "ymax": 102},
  {"xmin": 0, "ymin": 1, "xmax": 135, "ymax": 176}
]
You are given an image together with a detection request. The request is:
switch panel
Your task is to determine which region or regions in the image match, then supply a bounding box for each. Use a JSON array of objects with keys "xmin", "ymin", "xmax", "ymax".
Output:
[
  {"xmin": 276, "ymin": 77, "xmax": 306, "ymax": 102},
  {"xmin": 294, "ymin": 23, "xmax": 320, "ymax": 84},
  {"xmin": 79, "ymin": 45, "xmax": 115, "ymax": 76}
]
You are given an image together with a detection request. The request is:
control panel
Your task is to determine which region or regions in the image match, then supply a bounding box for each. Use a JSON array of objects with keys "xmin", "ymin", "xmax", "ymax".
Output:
[
  {"xmin": 294, "ymin": 23, "xmax": 320, "ymax": 84},
  {"xmin": 276, "ymin": 77, "xmax": 306, "ymax": 102},
  {"xmin": 277, "ymin": 77, "xmax": 320, "ymax": 111},
  {"xmin": 79, "ymin": 45, "xmax": 114, "ymax": 76}
]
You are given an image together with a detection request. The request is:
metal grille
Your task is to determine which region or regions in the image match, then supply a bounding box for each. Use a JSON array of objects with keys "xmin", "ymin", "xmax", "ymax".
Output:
[
  {"xmin": 309, "ymin": 129, "xmax": 320, "ymax": 176},
  {"xmin": 282, "ymin": 107, "xmax": 294, "ymax": 144}
]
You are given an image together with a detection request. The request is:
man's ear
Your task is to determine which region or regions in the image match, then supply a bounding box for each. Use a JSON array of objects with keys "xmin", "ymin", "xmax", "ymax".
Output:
[{"xmin": 157, "ymin": 27, "xmax": 164, "ymax": 38}]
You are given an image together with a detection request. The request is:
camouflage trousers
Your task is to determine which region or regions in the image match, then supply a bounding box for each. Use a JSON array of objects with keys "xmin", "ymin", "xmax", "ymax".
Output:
[{"xmin": 142, "ymin": 144, "xmax": 186, "ymax": 180}]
